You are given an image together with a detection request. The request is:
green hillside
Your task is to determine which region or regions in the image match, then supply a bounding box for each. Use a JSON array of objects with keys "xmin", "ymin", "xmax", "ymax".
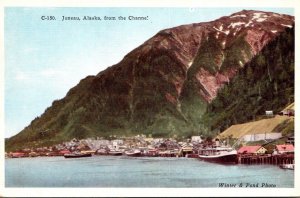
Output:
[
  {"xmin": 5, "ymin": 15, "xmax": 294, "ymax": 152},
  {"xmin": 203, "ymin": 26, "xmax": 294, "ymax": 135}
]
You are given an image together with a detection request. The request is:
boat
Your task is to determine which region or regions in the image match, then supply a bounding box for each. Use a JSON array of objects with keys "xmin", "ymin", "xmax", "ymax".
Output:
[
  {"xmin": 198, "ymin": 146, "xmax": 238, "ymax": 164},
  {"xmin": 108, "ymin": 150, "xmax": 123, "ymax": 156},
  {"xmin": 279, "ymin": 164, "xmax": 294, "ymax": 170},
  {"xmin": 96, "ymin": 148, "xmax": 109, "ymax": 155},
  {"xmin": 64, "ymin": 152, "xmax": 92, "ymax": 158},
  {"xmin": 125, "ymin": 149, "xmax": 142, "ymax": 157}
]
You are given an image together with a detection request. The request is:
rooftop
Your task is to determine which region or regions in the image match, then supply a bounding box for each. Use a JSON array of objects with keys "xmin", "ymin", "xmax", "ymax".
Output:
[
  {"xmin": 276, "ymin": 144, "xmax": 294, "ymax": 151},
  {"xmin": 238, "ymin": 145, "xmax": 263, "ymax": 154}
]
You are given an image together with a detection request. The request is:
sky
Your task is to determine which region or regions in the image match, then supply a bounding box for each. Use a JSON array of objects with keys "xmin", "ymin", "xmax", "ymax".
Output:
[{"xmin": 4, "ymin": 7, "xmax": 294, "ymax": 138}]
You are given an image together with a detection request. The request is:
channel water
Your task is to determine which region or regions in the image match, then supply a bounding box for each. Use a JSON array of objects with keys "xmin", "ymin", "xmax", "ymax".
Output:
[{"xmin": 5, "ymin": 156, "xmax": 294, "ymax": 187}]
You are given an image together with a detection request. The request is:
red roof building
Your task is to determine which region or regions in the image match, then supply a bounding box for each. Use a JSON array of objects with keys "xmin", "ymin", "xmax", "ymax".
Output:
[
  {"xmin": 238, "ymin": 146, "xmax": 267, "ymax": 155},
  {"xmin": 275, "ymin": 144, "xmax": 294, "ymax": 154},
  {"xmin": 10, "ymin": 152, "xmax": 26, "ymax": 158}
]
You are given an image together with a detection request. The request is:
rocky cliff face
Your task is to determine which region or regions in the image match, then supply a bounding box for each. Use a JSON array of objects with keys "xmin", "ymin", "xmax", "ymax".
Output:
[
  {"xmin": 6, "ymin": 10, "xmax": 294, "ymax": 150},
  {"xmin": 181, "ymin": 10, "xmax": 293, "ymax": 102}
]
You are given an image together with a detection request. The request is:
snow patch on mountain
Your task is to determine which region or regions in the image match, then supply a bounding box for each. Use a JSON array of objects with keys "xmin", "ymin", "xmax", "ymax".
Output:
[
  {"xmin": 222, "ymin": 41, "xmax": 226, "ymax": 47},
  {"xmin": 230, "ymin": 14, "xmax": 247, "ymax": 18},
  {"xmin": 245, "ymin": 21, "xmax": 253, "ymax": 27},
  {"xmin": 252, "ymin": 12, "xmax": 269, "ymax": 22},
  {"xmin": 232, "ymin": 27, "xmax": 241, "ymax": 36},
  {"xmin": 213, "ymin": 26, "xmax": 230, "ymax": 35},
  {"xmin": 239, "ymin": 60, "xmax": 243, "ymax": 67},
  {"xmin": 281, "ymin": 24, "xmax": 293, "ymax": 28},
  {"xmin": 256, "ymin": 18, "xmax": 267, "ymax": 22},
  {"xmin": 229, "ymin": 22, "xmax": 246, "ymax": 28},
  {"xmin": 252, "ymin": 13, "xmax": 265, "ymax": 19},
  {"xmin": 219, "ymin": 24, "xmax": 223, "ymax": 31}
]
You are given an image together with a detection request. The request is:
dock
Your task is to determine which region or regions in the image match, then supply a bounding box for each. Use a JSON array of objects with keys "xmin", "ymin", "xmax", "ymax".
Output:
[{"xmin": 238, "ymin": 154, "xmax": 294, "ymax": 165}]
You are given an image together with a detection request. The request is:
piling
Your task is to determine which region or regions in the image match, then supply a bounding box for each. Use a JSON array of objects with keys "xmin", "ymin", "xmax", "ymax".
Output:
[{"xmin": 238, "ymin": 154, "xmax": 294, "ymax": 165}]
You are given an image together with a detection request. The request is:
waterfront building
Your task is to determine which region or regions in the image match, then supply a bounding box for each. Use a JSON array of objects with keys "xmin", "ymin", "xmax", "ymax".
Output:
[
  {"xmin": 286, "ymin": 136, "xmax": 294, "ymax": 145},
  {"xmin": 238, "ymin": 146, "xmax": 267, "ymax": 155},
  {"xmin": 179, "ymin": 145, "xmax": 194, "ymax": 157},
  {"xmin": 10, "ymin": 152, "xmax": 26, "ymax": 158},
  {"xmin": 144, "ymin": 138, "xmax": 154, "ymax": 143},
  {"xmin": 191, "ymin": 136, "xmax": 203, "ymax": 143},
  {"xmin": 274, "ymin": 144, "xmax": 294, "ymax": 155}
]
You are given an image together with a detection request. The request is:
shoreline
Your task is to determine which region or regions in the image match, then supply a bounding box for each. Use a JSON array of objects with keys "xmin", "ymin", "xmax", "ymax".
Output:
[{"xmin": 5, "ymin": 153, "xmax": 294, "ymax": 168}]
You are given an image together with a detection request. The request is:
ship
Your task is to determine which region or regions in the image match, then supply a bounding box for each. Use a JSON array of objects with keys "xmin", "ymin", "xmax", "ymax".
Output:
[
  {"xmin": 279, "ymin": 164, "xmax": 294, "ymax": 170},
  {"xmin": 64, "ymin": 152, "xmax": 92, "ymax": 158},
  {"xmin": 198, "ymin": 146, "xmax": 238, "ymax": 164},
  {"xmin": 108, "ymin": 150, "xmax": 123, "ymax": 156},
  {"xmin": 125, "ymin": 149, "xmax": 142, "ymax": 157}
]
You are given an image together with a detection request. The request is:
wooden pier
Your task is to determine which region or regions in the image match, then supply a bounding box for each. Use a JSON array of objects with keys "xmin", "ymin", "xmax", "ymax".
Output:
[{"xmin": 238, "ymin": 154, "xmax": 294, "ymax": 165}]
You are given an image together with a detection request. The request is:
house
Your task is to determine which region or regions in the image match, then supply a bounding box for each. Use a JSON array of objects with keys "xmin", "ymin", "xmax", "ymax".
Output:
[
  {"xmin": 274, "ymin": 144, "xmax": 294, "ymax": 154},
  {"xmin": 144, "ymin": 138, "xmax": 154, "ymax": 143},
  {"xmin": 147, "ymin": 148, "xmax": 158, "ymax": 156},
  {"xmin": 265, "ymin": 111, "xmax": 274, "ymax": 117},
  {"xmin": 238, "ymin": 146, "xmax": 267, "ymax": 155},
  {"xmin": 191, "ymin": 136, "xmax": 203, "ymax": 143},
  {"xmin": 279, "ymin": 109, "xmax": 294, "ymax": 116},
  {"xmin": 112, "ymin": 139, "xmax": 123, "ymax": 145},
  {"xmin": 110, "ymin": 139, "xmax": 124, "ymax": 150},
  {"xmin": 10, "ymin": 152, "xmax": 27, "ymax": 158},
  {"xmin": 279, "ymin": 102, "xmax": 294, "ymax": 116},
  {"xmin": 286, "ymin": 136, "xmax": 294, "ymax": 145},
  {"xmin": 29, "ymin": 152, "xmax": 38, "ymax": 157}
]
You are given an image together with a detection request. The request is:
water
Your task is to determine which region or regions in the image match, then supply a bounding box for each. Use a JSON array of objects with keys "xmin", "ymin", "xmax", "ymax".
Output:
[{"xmin": 5, "ymin": 156, "xmax": 294, "ymax": 187}]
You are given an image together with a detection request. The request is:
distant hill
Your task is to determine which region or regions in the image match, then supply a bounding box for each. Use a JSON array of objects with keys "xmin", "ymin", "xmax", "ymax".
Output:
[{"xmin": 6, "ymin": 10, "xmax": 294, "ymax": 151}]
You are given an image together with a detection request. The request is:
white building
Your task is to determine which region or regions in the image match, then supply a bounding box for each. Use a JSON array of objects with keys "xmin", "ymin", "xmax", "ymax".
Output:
[
  {"xmin": 265, "ymin": 111, "xmax": 274, "ymax": 116},
  {"xmin": 111, "ymin": 139, "xmax": 124, "ymax": 150},
  {"xmin": 191, "ymin": 136, "xmax": 203, "ymax": 143},
  {"xmin": 242, "ymin": 133, "xmax": 282, "ymax": 142}
]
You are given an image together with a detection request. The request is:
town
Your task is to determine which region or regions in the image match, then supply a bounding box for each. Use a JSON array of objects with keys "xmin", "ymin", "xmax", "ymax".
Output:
[
  {"xmin": 6, "ymin": 135, "xmax": 201, "ymax": 158},
  {"xmin": 5, "ymin": 133, "xmax": 294, "ymax": 167},
  {"xmin": 6, "ymin": 104, "xmax": 294, "ymax": 169}
]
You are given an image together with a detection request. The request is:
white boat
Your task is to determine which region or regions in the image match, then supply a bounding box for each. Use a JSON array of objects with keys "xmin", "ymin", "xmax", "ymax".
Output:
[
  {"xmin": 108, "ymin": 150, "xmax": 123, "ymax": 156},
  {"xmin": 279, "ymin": 164, "xmax": 294, "ymax": 170},
  {"xmin": 198, "ymin": 146, "xmax": 238, "ymax": 164},
  {"xmin": 125, "ymin": 149, "xmax": 142, "ymax": 157},
  {"xmin": 64, "ymin": 152, "xmax": 92, "ymax": 158}
]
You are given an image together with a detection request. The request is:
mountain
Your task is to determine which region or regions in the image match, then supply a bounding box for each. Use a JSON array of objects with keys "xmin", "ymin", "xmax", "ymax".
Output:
[
  {"xmin": 6, "ymin": 10, "xmax": 294, "ymax": 151},
  {"xmin": 203, "ymin": 25, "xmax": 294, "ymax": 134}
]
